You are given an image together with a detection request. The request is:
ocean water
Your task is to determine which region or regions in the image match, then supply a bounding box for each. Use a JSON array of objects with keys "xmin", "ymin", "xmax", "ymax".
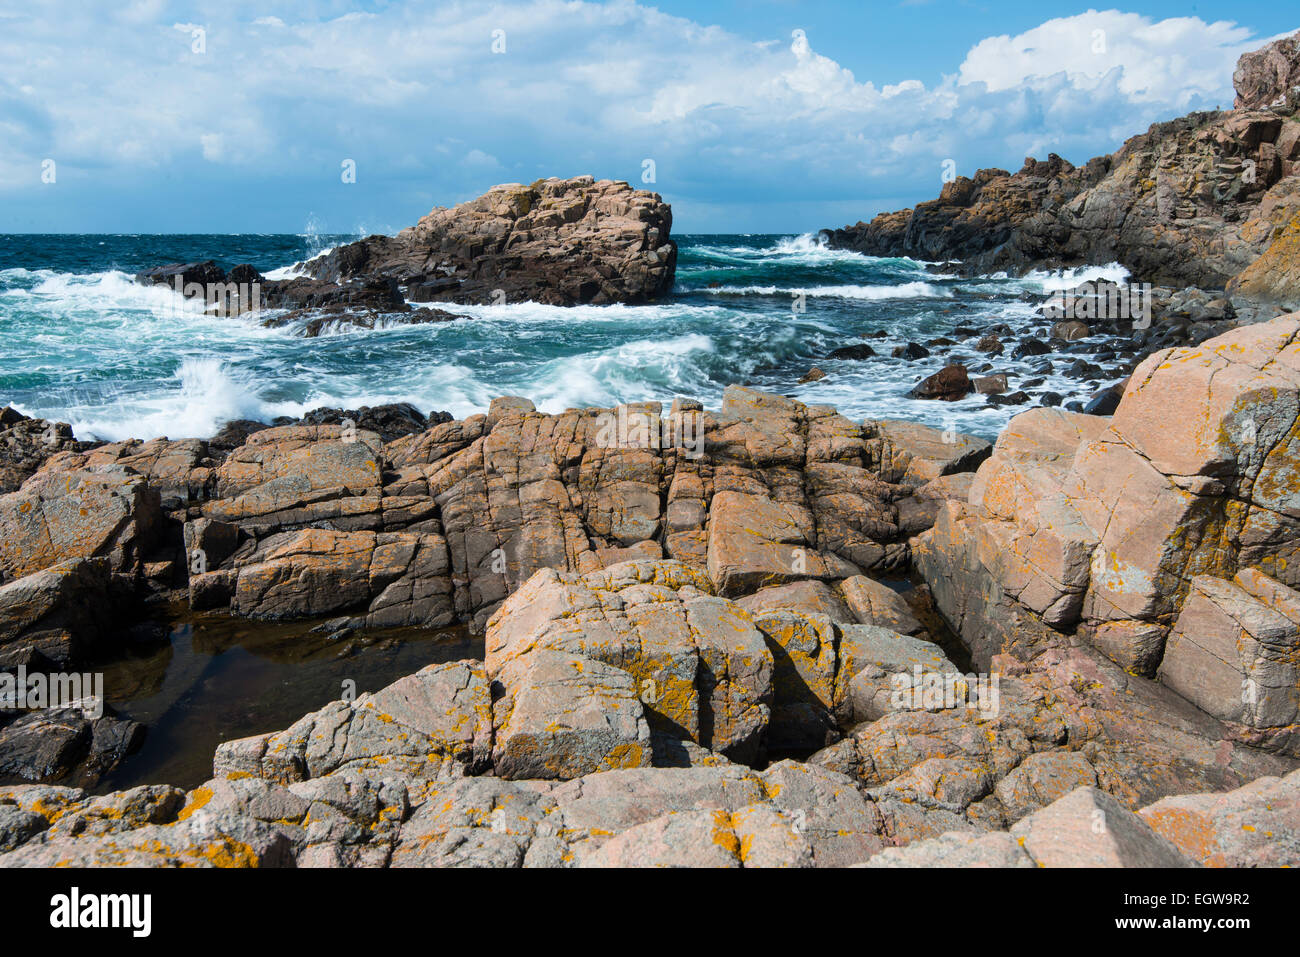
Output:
[{"xmin": 0, "ymin": 233, "xmax": 1131, "ymax": 441}]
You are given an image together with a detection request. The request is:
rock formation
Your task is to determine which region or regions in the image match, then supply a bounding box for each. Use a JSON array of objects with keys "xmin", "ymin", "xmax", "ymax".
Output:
[
  {"xmin": 303, "ymin": 176, "xmax": 677, "ymax": 306},
  {"xmin": 133, "ymin": 177, "xmax": 677, "ymax": 331},
  {"xmin": 824, "ymin": 31, "xmax": 1300, "ymax": 306},
  {"xmin": 3, "ymin": 315, "xmax": 1300, "ymax": 865},
  {"xmin": 914, "ymin": 317, "xmax": 1300, "ymax": 756}
]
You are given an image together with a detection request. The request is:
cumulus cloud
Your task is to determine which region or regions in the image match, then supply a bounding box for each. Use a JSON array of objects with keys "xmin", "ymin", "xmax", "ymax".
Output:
[
  {"xmin": 0, "ymin": 1, "xmax": 1281, "ymax": 230},
  {"xmin": 958, "ymin": 10, "xmax": 1262, "ymax": 106}
]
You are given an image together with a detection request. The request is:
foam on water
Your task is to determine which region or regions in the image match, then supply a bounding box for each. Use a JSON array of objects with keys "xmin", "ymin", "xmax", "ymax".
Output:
[
  {"xmin": 0, "ymin": 233, "xmax": 1132, "ymax": 442},
  {"xmin": 703, "ymin": 281, "xmax": 950, "ymax": 300},
  {"xmin": 61, "ymin": 358, "xmax": 299, "ymax": 442}
]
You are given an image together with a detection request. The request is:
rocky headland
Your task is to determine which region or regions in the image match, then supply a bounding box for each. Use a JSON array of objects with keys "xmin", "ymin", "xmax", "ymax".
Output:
[{"xmin": 823, "ymin": 31, "xmax": 1300, "ymax": 309}]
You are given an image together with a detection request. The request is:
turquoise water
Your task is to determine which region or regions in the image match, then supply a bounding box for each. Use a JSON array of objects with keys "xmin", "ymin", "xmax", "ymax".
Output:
[{"xmin": 0, "ymin": 233, "xmax": 1130, "ymax": 440}]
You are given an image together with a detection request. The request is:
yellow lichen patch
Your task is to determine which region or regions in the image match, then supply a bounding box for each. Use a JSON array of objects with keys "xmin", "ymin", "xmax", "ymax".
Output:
[
  {"xmin": 710, "ymin": 810, "xmax": 742, "ymax": 859},
  {"xmin": 1142, "ymin": 807, "xmax": 1218, "ymax": 865},
  {"xmin": 177, "ymin": 786, "xmax": 213, "ymax": 822},
  {"xmin": 195, "ymin": 838, "xmax": 261, "ymax": 868}
]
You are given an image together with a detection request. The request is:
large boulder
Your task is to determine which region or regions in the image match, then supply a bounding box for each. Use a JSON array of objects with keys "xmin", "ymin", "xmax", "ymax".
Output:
[
  {"xmin": 192, "ymin": 527, "xmax": 454, "ymax": 629},
  {"xmin": 1140, "ymin": 767, "xmax": 1300, "ymax": 866},
  {"xmin": 1158, "ymin": 569, "xmax": 1300, "ymax": 750},
  {"xmin": 213, "ymin": 659, "xmax": 492, "ymax": 792},
  {"xmin": 0, "ymin": 410, "xmax": 84, "ymax": 494},
  {"xmin": 390, "ymin": 761, "xmax": 891, "ymax": 868},
  {"xmin": 203, "ymin": 424, "xmax": 390, "ymax": 534},
  {"xmin": 485, "ymin": 560, "xmax": 773, "ymax": 764},
  {"xmin": 0, "ymin": 466, "xmax": 162, "ymax": 581},
  {"xmin": 491, "ymin": 650, "xmax": 652, "ymax": 780},
  {"xmin": 0, "ymin": 706, "xmax": 143, "ymax": 788},
  {"xmin": 914, "ymin": 318, "xmax": 1300, "ymax": 755},
  {"xmin": 46, "ymin": 438, "xmax": 217, "ymax": 511},
  {"xmin": 0, "ymin": 559, "xmax": 120, "ymax": 666},
  {"xmin": 871, "ymin": 419, "xmax": 991, "ymax": 486},
  {"xmin": 302, "ymin": 176, "xmax": 677, "ymax": 306},
  {"xmin": 813, "ymin": 641, "xmax": 1296, "ymax": 829},
  {"xmin": 865, "ymin": 786, "xmax": 1196, "ymax": 867}
]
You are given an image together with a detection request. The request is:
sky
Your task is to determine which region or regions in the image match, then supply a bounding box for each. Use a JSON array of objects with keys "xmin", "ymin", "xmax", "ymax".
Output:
[{"xmin": 0, "ymin": 1, "xmax": 1296, "ymax": 235}]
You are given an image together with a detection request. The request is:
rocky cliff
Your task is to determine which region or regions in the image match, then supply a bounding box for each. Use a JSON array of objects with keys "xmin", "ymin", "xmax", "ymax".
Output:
[{"xmin": 824, "ymin": 31, "xmax": 1300, "ymax": 306}]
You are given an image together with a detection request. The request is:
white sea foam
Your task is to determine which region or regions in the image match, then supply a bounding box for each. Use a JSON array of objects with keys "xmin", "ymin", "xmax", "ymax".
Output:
[
  {"xmin": 703, "ymin": 281, "xmax": 950, "ymax": 300},
  {"xmin": 1014, "ymin": 262, "xmax": 1131, "ymax": 291},
  {"xmin": 64, "ymin": 359, "xmax": 298, "ymax": 442}
]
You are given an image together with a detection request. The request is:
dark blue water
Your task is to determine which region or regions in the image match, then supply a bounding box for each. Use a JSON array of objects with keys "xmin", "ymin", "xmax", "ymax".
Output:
[{"xmin": 0, "ymin": 232, "xmax": 1129, "ymax": 440}]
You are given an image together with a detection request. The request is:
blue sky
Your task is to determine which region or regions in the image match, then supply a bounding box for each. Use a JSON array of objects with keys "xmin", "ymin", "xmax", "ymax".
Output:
[{"xmin": 0, "ymin": 1, "xmax": 1295, "ymax": 234}]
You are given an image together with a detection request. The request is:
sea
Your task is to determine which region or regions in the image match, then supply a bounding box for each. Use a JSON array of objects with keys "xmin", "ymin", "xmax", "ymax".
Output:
[{"xmin": 0, "ymin": 232, "xmax": 1132, "ymax": 443}]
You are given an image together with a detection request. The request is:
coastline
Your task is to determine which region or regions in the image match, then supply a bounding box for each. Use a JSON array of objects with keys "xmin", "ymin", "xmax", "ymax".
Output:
[{"xmin": 3, "ymin": 28, "xmax": 1300, "ymax": 871}]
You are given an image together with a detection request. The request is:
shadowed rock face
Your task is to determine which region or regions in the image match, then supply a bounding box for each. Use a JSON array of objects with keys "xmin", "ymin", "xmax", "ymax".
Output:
[
  {"xmin": 824, "ymin": 35, "xmax": 1300, "ymax": 304},
  {"xmin": 303, "ymin": 176, "xmax": 677, "ymax": 306}
]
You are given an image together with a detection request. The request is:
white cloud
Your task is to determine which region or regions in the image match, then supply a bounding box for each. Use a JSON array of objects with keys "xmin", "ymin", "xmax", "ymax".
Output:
[
  {"xmin": 958, "ymin": 11, "xmax": 1260, "ymax": 105},
  {"xmin": 0, "ymin": 1, "xmax": 1281, "ymax": 229}
]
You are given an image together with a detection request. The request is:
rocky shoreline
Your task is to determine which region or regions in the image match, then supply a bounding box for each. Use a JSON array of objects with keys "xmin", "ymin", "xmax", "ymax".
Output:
[
  {"xmin": 2, "ymin": 309, "xmax": 1299, "ymax": 866},
  {"xmin": 3, "ymin": 33, "xmax": 1300, "ymax": 870}
]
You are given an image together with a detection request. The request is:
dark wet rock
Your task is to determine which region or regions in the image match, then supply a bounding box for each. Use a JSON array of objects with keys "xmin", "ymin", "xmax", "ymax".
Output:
[
  {"xmin": 909, "ymin": 364, "xmax": 973, "ymax": 401},
  {"xmin": 134, "ymin": 260, "xmax": 227, "ymax": 290},
  {"xmin": 827, "ymin": 344, "xmax": 876, "ymax": 360},
  {"xmin": 0, "ymin": 705, "xmax": 143, "ymax": 788},
  {"xmin": 0, "ymin": 559, "xmax": 128, "ymax": 667},
  {"xmin": 974, "ymin": 335, "xmax": 1003, "ymax": 355},
  {"xmin": 1012, "ymin": 338, "xmax": 1051, "ymax": 359},
  {"xmin": 1083, "ymin": 383, "xmax": 1125, "ymax": 416},
  {"xmin": 208, "ymin": 420, "xmax": 273, "ymax": 459},
  {"xmin": 798, "ymin": 367, "xmax": 827, "ymax": 384},
  {"xmin": 987, "ymin": 390, "xmax": 1031, "ymax": 406},
  {"xmin": 289, "ymin": 403, "xmax": 447, "ymax": 443},
  {"xmin": 892, "ymin": 342, "xmax": 930, "ymax": 360},
  {"xmin": 261, "ymin": 276, "xmax": 405, "ymax": 313},
  {"xmin": 227, "ymin": 264, "xmax": 264, "ymax": 285}
]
